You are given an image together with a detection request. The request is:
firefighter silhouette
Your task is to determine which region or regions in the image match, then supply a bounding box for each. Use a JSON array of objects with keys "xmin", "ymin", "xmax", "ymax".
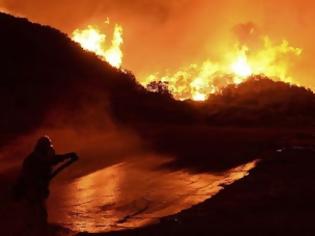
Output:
[{"xmin": 13, "ymin": 136, "xmax": 79, "ymax": 228}]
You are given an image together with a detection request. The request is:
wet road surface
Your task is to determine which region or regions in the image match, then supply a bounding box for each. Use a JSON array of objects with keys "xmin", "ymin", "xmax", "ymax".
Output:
[{"xmin": 48, "ymin": 156, "xmax": 256, "ymax": 233}]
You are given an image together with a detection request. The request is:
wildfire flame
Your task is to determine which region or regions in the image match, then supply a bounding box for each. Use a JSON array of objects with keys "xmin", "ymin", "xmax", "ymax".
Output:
[
  {"xmin": 231, "ymin": 47, "xmax": 252, "ymax": 78},
  {"xmin": 142, "ymin": 37, "xmax": 302, "ymax": 101},
  {"xmin": 72, "ymin": 21, "xmax": 123, "ymax": 68},
  {"xmin": 71, "ymin": 20, "xmax": 302, "ymax": 102}
]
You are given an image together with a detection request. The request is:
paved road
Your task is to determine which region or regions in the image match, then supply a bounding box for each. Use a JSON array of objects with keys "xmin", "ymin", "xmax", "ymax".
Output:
[{"xmin": 48, "ymin": 156, "xmax": 256, "ymax": 233}]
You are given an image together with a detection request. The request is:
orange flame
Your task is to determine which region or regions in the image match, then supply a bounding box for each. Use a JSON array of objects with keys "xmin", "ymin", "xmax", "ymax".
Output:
[
  {"xmin": 71, "ymin": 21, "xmax": 302, "ymax": 101},
  {"xmin": 142, "ymin": 37, "xmax": 302, "ymax": 101},
  {"xmin": 72, "ymin": 20, "xmax": 123, "ymax": 68}
]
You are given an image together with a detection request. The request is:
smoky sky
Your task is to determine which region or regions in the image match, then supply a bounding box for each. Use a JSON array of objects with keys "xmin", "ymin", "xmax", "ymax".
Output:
[{"xmin": 1, "ymin": 0, "xmax": 315, "ymax": 89}]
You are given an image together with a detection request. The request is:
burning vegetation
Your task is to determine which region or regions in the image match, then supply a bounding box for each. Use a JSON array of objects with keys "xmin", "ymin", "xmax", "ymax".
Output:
[
  {"xmin": 71, "ymin": 20, "xmax": 302, "ymax": 102},
  {"xmin": 1, "ymin": 11, "xmax": 314, "ymax": 138},
  {"xmin": 72, "ymin": 20, "xmax": 123, "ymax": 69}
]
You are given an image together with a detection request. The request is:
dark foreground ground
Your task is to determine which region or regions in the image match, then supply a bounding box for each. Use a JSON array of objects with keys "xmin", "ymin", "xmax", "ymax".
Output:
[
  {"xmin": 67, "ymin": 126, "xmax": 315, "ymax": 236},
  {"xmin": 78, "ymin": 146, "xmax": 315, "ymax": 236},
  {"xmin": 1, "ymin": 126, "xmax": 315, "ymax": 236}
]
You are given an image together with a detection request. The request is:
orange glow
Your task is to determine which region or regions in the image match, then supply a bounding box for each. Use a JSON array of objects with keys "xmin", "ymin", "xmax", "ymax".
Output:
[
  {"xmin": 71, "ymin": 19, "xmax": 302, "ymax": 101},
  {"xmin": 49, "ymin": 156, "xmax": 257, "ymax": 233},
  {"xmin": 3, "ymin": 1, "xmax": 315, "ymax": 94},
  {"xmin": 72, "ymin": 21, "xmax": 123, "ymax": 68},
  {"xmin": 142, "ymin": 37, "xmax": 302, "ymax": 101},
  {"xmin": 231, "ymin": 47, "xmax": 252, "ymax": 78}
]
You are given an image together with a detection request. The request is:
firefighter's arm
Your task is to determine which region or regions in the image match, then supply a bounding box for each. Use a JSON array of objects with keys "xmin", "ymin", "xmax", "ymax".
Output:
[
  {"xmin": 49, "ymin": 153, "xmax": 79, "ymax": 180},
  {"xmin": 52, "ymin": 152, "xmax": 79, "ymax": 165}
]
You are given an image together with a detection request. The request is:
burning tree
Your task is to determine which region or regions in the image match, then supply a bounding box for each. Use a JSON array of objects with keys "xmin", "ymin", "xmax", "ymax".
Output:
[{"xmin": 147, "ymin": 81, "xmax": 172, "ymax": 97}]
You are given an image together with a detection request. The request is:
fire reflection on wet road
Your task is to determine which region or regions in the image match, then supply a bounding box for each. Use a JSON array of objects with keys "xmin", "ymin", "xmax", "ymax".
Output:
[{"xmin": 48, "ymin": 156, "xmax": 256, "ymax": 233}]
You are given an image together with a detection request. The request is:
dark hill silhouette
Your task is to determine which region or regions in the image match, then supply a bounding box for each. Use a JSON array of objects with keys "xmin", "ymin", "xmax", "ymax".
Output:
[
  {"xmin": 0, "ymin": 12, "xmax": 195, "ymax": 146},
  {"xmin": 203, "ymin": 76, "xmax": 315, "ymax": 126},
  {"xmin": 1, "ymin": 12, "xmax": 315, "ymax": 172},
  {"xmin": 1, "ymin": 12, "xmax": 315, "ymax": 144},
  {"xmin": 1, "ymin": 12, "xmax": 315, "ymax": 167}
]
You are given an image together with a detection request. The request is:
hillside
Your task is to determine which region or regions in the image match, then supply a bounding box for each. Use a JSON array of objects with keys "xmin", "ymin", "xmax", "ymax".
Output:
[
  {"xmin": 203, "ymin": 76, "xmax": 315, "ymax": 125},
  {"xmin": 1, "ymin": 13, "xmax": 315, "ymax": 140},
  {"xmin": 0, "ymin": 12, "xmax": 194, "ymax": 146}
]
